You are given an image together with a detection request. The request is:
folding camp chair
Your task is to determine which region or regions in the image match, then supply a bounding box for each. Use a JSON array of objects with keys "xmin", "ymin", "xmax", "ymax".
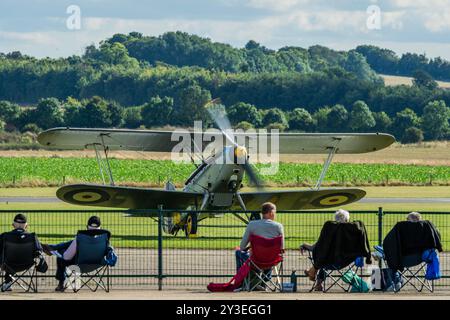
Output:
[
  {"xmin": 374, "ymin": 245, "xmax": 435, "ymax": 293},
  {"xmin": 64, "ymin": 230, "xmax": 111, "ymax": 292},
  {"xmin": 0, "ymin": 232, "xmax": 40, "ymax": 292},
  {"xmin": 243, "ymin": 235, "xmax": 283, "ymax": 292},
  {"xmin": 306, "ymin": 249, "xmax": 365, "ymax": 293}
]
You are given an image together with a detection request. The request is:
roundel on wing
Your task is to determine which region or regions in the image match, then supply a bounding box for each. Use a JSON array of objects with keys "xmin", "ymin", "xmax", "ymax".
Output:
[
  {"xmin": 311, "ymin": 192, "xmax": 357, "ymax": 208},
  {"xmin": 64, "ymin": 189, "xmax": 111, "ymax": 205}
]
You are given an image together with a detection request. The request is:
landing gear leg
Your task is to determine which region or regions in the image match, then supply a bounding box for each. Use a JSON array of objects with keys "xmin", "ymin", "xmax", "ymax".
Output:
[{"xmin": 184, "ymin": 213, "xmax": 198, "ymax": 238}]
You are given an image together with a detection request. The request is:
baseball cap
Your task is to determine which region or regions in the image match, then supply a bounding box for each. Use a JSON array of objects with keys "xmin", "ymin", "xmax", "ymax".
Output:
[
  {"xmin": 87, "ymin": 216, "xmax": 101, "ymax": 228},
  {"xmin": 13, "ymin": 213, "xmax": 27, "ymax": 224}
]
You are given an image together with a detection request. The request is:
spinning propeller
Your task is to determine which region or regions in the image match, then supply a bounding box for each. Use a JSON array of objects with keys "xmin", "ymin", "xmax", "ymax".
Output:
[{"xmin": 206, "ymin": 99, "xmax": 264, "ymax": 189}]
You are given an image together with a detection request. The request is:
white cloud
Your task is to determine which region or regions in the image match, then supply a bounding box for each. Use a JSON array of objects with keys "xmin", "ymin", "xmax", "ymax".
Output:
[{"xmin": 245, "ymin": 0, "xmax": 311, "ymax": 11}]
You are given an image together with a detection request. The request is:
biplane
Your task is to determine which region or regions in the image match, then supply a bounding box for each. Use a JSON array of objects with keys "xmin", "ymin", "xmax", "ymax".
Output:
[{"xmin": 37, "ymin": 107, "xmax": 395, "ymax": 237}]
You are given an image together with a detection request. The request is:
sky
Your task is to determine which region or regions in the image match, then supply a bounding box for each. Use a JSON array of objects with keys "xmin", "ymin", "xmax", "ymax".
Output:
[{"xmin": 1, "ymin": 0, "xmax": 450, "ymax": 60}]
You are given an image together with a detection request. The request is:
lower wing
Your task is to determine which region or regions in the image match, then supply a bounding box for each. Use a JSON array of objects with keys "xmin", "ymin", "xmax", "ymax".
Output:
[
  {"xmin": 237, "ymin": 188, "xmax": 366, "ymax": 210},
  {"xmin": 56, "ymin": 184, "xmax": 202, "ymax": 211}
]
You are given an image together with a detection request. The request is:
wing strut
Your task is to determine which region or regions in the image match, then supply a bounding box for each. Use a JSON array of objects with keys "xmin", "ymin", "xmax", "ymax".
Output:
[
  {"xmin": 314, "ymin": 144, "xmax": 339, "ymax": 190},
  {"xmin": 90, "ymin": 134, "xmax": 115, "ymax": 186}
]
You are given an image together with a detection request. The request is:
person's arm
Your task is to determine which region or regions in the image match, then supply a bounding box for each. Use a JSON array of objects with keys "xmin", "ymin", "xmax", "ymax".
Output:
[
  {"xmin": 239, "ymin": 224, "xmax": 251, "ymax": 251},
  {"xmin": 34, "ymin": 236, "xmax": 43, "ymax": 252},
  {"xmin": 63, "ymin": 239, "xmax": 77, "ymax": 261}
]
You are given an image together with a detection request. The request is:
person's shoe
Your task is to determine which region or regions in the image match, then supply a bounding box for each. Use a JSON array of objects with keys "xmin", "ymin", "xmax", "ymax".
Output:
[
  {"xmin": 42, "ymin": 244, "xmax": 53, "ymax": 256},
  {"xmin": 1, "ymin": 281, "xmax": 12, "ymax": 292},
  {"xmin": 55, "ymin": 282, "xmax": 65, "ymax": 292}
]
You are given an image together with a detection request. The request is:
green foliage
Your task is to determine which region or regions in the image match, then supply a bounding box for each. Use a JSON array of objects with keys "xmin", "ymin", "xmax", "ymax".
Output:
[
  {"xmin": 262, "ymin": 108, "xmax": 288, "ymax": 128},
  {"xmin": 327, "ymin": 104, "xmax": 349, "ymax": 132},
  {"xmin": 392, "ymin": 108, "xmax": 421, "ymax": 139},
  {"xmin": 313, "ymin": 107, "xmax": 331, "ymax": 132},
  {"xmin": 31, "ymin": 98, "xmax": 65, "ymax": 129},
  {"xmin": 174, "ymin": 85, "xmax": 212, "ymax": 126},
  {"xmin": 123, "ymin": 106, "xmax": 143, "ymax": 128},
  {"xmin": 235, "ymin": 121, "xmax": 254, "ymax": 130},
  {"xmin": 0, "ymin": 31, "xmax": 450, "ymax": 140},
  {"xmin": 79, "ymin": 96, "xmax": 116, "ymax": 127},
  {"xmin": 349, "ymin": 101, "xmax": 375, "ymax": 132},
  {"xmin": 0, "ymin": 100, "xmax": 20, "ymax": 123},
  {"xmin": 421, "ymin": 100, "xmax": 450, "ymax": 140},
  {"xmin": 288, "ymin": 108, "xmax": 315, "ymax": 131},
  {"xmin": 141, "ymin": 96, "xmax": 174, "ymax": 127},
  {"xmin": 0, "ymin": 157, "xmax": 448, "ymax": 187},
  {"xmin": 401, "ymin": 127, "xmax": 424, "ymax": 144},
  {"xmin": 227, "ymin": 102, "xmax": 262, "ymax": 127},
  {"xmin": 372, "ymin": 111, "xmax": 392, "ymax": 132},
  {"xmin": 413, "ymin": 70, "xmax": 438, "ymax": 90}
]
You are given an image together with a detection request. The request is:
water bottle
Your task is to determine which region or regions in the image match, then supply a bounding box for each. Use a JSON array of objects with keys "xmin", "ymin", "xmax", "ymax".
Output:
[{"xmin": 290, "ymin": 271, "xmax": 297, "ymax": 292}]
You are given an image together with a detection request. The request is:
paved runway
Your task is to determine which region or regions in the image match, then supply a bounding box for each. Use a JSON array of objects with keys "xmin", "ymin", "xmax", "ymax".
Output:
[
  {"xmin": 1, "ymin": 290, "xmax": 449, "ymax": 300},
  {"xmin": 1, "ymin": 197, "xmax": 449, "ymax": 203}
]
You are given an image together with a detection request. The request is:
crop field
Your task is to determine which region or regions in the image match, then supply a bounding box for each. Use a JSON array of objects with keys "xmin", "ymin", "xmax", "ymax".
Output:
[
  {"xmin": 381, "ymin": 74, "xmax": 450, "ymax": 89},
  {"xmin": 0, "ymin": 157, "xmax": 449, "ymax": 187}
]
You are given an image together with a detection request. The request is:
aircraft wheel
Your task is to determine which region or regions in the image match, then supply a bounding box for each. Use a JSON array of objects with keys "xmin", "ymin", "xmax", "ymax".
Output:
[{"xmin": 184, "ymin": 213, "xmax": 198, "ymax": 238}]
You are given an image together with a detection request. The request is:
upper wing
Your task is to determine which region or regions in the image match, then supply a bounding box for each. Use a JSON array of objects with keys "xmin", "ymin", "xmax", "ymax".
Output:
[
  {"xmin": 56, "ymin": 184, "xmax": 202, "ymax": 210},
  {"xmin": 38, "ymin": 127, "xmax": 395, "ymax": 154},
  {"xmin": 237, "ymin": 188, "xmax": 366, "ymax": 210},
  {"xmin": 38, "ymin": 128, "xmax": 185, "ymax": 152}
]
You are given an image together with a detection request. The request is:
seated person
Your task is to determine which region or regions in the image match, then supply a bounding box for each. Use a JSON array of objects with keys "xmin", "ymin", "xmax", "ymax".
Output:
[
  {"xmin": 0, "ymin": 214, "xmax": 43, "ymax": 291},
  {"xmin": 300, "ymin": 209, "xmax": 371, "ymax": 291},
  {"xmin": 42, "ymin": 216, "xmax": 110, "ymax": 292},
  {"xmin": 235, "ymin": 202, "xmax": 284, "ymax": 274},
  {"xmin": 376, "ymin": 212, "xmax": 442, "ymax": 290}
]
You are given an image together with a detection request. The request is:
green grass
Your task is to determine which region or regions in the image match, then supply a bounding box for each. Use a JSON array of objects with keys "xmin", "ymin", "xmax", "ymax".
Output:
[
  {"xmin": 0, "ymin": 157, "xmax": 449, "ymax": 187},
  {"xmin": 2, "ymin": 186, "xmax": 450, "ymax": 198}
]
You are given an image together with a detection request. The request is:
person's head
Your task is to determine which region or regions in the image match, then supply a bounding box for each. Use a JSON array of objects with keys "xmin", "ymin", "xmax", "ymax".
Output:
[
  {"xmin": 335, "ymin": 209, "xmax": 350, "ymax": 223},
  {"xmin": 261, "ymin": 202, "xmax": 276, "ymax": 220},
  {"xmin": 407, "ymin": 212, "xmax": 422, "ymax": 222},
  {"xmin": 13, "ymin": 213, "xmax": 27, "ymax": 230},
  {"xmin": 87, "ymin": 216, "xmax": 101, "ymax": 230}
]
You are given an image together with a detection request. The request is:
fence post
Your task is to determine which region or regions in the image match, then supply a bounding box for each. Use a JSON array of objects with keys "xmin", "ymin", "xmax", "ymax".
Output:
[
  {"xmin": 378, "ymin": 207, "xmax": 383, "ymax": 269},
  {"xmin": 158, "ymin": 205, "xmax": 163, "ymax": 291}
]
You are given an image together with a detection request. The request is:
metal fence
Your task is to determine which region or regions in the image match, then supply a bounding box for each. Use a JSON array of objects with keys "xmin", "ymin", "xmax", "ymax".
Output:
[{"xmin": 0, "ymin": 208, "xmax": 449, "ymax": 291}]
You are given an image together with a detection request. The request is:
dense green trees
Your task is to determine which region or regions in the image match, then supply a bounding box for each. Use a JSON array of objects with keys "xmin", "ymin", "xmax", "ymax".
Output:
[
  {"xmin": 0, "ymin": 31, "xmax": 449, "ymax": 141},
  {"xmin": 349, "ymin": 101, "xmax": 376, "ymax": 132},
  {"xmin": 356, "ymin": 44, "xmax": 450, "ymax": 81},
  {"xmin": 141, "ymin": 96, "xmax": 173, "ymax": 127},
  {"xmin": 421, "ymin": 100, "xmax": 450, "ymax": 140}
]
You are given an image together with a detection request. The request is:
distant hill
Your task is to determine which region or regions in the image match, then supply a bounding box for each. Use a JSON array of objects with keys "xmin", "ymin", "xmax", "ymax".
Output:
[{"xmin": 90, "ymin": 31, "xmax": 379, "ymax": 82}]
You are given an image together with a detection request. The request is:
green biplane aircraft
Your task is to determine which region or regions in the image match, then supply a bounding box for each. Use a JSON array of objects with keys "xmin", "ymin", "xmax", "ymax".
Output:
[{"xmin": 37, "ymin": 106, "xmax": 395, "ymax": 237}]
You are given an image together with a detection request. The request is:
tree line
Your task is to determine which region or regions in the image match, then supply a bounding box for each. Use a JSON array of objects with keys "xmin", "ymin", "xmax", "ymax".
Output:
[
  {"xmin": 356, "ymin": 45, "xmax": 450, "ymax": 82},
  {"xmin": 0, "ymin": 31, "xmax": 450, "ymax": 143},
  {"xmin": 1, "ymin": 96, "xmax": 448, "ymax": 144}
]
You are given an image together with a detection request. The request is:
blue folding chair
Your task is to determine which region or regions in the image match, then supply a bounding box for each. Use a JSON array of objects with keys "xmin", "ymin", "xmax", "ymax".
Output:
[
  {"xmin": 65, "ymin": 230, "xmax": 111, "ymax": 292},
  {"xmin": 374, "ymin": 245, "xmax": 436, "ymax": 292}
]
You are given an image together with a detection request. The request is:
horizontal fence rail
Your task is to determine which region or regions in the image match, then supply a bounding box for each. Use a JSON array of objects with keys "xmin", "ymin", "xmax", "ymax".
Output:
[{"xmin": 0, "ymin": 208, "xmax": 449, "ymax": 292}]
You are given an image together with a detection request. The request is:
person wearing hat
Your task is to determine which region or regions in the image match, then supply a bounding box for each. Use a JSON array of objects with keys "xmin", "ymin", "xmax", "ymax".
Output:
[
  {"xmin": 0, "ymin": 214, "xmax": 43, "ymax": 291},
  {"xmin": 42, "ymin": 216, "xmax": 107, "ymax": 292}
]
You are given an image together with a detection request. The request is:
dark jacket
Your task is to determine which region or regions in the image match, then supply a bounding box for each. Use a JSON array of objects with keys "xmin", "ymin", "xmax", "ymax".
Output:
[
  {"xmin": 383, "ymin": 220, "xmax": 442, "ymax": 271},
  {"xmin": 312, "ymin": 220, "xmax": 372, "ymax": 269},
  {"xmin": 0, "ymin": 228, "xmax": 43, "ymax": 259}
]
